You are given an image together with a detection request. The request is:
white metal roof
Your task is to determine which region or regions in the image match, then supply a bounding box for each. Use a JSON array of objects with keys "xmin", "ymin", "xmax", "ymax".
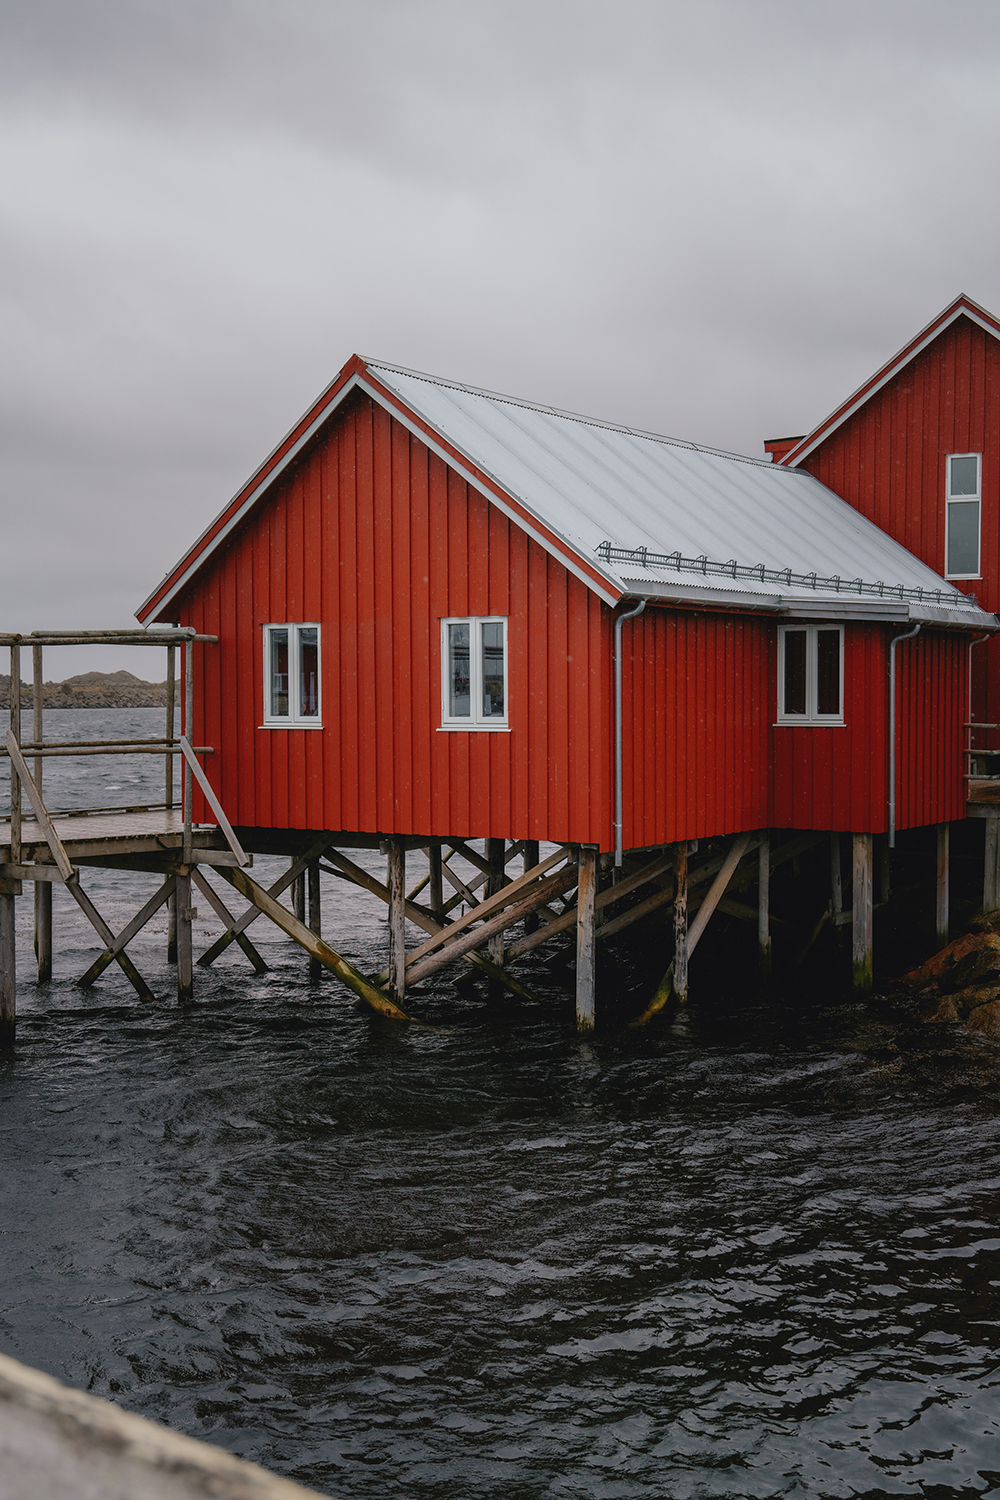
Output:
[{"xmin": 367, "ymin": 360, "xmax": 993, "ymax": 628}]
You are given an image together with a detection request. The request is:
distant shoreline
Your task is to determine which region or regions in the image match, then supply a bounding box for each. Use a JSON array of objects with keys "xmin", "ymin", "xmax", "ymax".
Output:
[{"xmin": 0, "ymin": 670, "xmax": 168, "ymax": 710}]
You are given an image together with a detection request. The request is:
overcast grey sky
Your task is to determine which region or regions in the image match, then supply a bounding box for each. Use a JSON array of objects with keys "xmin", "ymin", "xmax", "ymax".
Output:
[{"xmin": 4, "ymin": 0, "xmax": 1000, "ymax": 675}]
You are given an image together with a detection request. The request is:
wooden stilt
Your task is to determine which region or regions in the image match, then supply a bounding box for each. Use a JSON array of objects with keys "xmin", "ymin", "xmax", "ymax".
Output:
[
  {"xmin": 984, "ymin": 815, "xmax": 1000, "ymax": 913},
  {"xmin": 523, "ymin": 840, "xmax": 541, "ymax": 934},
  {"xmin": 486, "ymin": 838, "xmax": 506, "ymax": 967},
  {"xmin": 166, "ymin": 888, "xmax": 177, "ymax": 963},
  {"xmin": 575, "ymin": 845, "xmax": 598, "ymax": 1032},
  {"xmin": 673, "ymin": 841, "xmax": 689, "ymax": 1003},
  {"xmin": 758, "ymin": 835, "xmax": 771, "ymax": 977},
  {"xmin": 34, "ymin": 882, "xmax": 52, "ymax": 983},
  {"xmin": 936, "ymin": 822, "xmax": 950, "ymax": 949},
  {"xmin": 830, "ymin": 833, "xmax": 843, "ymax": 920},
  {"xmin": 307, "ymin": 859, "xmax": 322, "ymax": 981},
  {"xmin": 880, "ymin": 835, "xmax": 891, "ymax": 905},
  {"xmin": 387, "ymin": 838, "xmax": 406, "ymax": 1002},
  {"xmin": 428, "ymin": 843, "xmax": 444, "ymax": 921},
  {"xmin": 176, "ymin": 869, "xmax": 194, "ymax": 1002},
  {"xmin": 292, "ymin": 868, "xmax": 305, "ymax": 924},
  {"xmin": 0, "ymin": 891, "xmax": 15, "ymax": 1048},
  {"xmin": 852, "ymin": 832, "xmax": 873, "ymax": 993}
]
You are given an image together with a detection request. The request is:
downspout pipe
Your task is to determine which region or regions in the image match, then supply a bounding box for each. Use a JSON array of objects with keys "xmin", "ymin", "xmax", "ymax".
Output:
[
  {"xmin": 614, "ymin": 597, "xmax": 647, "ymax": 867},
  {"xmin": 888, "ymin": 621, "xmax": 921, "ymax": 848}
]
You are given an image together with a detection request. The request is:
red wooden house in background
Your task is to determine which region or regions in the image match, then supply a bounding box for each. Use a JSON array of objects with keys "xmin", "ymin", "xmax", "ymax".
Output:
[{"xmin": 136, "ymin": 352, "xmax": 994, "ymax": 1022}]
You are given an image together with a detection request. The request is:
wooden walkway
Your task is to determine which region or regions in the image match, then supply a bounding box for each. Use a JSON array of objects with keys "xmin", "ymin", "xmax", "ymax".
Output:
[{"xmin": 0, "ymin": 809, "xmax": 228, "ymax": 864}]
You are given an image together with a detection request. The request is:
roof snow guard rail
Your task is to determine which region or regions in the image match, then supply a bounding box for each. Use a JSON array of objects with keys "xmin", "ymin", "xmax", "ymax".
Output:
[{"xmin": 595, "ymin": 542, "xmax": 972, "ymax": 607}]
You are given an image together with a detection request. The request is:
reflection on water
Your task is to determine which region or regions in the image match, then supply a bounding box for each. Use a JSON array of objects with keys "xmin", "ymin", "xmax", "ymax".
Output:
[{"xmin": 1, "ymin": 713, "xmax": 1000, "ymax": 1498}]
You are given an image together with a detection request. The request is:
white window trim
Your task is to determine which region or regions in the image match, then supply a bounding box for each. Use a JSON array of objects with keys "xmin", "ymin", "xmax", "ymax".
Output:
[
  {"xmin": 260, "ymin": 622, "xmax": 323, "ymax": 728},
  {"xmin": 775, "ymin": 624, "xmax": 845, "ymax": 727},
  {"xmin": 439, "ymin": 616, "xmax": 509, "ymax": 731},
  {"xmin": 945, "ymin": 452, "xmax": 982, "ymax": 581}
]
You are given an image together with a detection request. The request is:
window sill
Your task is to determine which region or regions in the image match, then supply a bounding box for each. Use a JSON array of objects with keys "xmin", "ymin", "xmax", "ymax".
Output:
[
  {"xmin": 774, "ymin": 720, "xmax": 845, "ymax": 728},
  {"xmin": 438, "ymin": 724, "xmax": 510, "ymax": 733},
  {"xmin": 944, "ymin": 575, "xmax": 982, "ymax": 582},
  {"xmin": 258, "ymin": 722, "xmax": 324, "ymax": 730}
]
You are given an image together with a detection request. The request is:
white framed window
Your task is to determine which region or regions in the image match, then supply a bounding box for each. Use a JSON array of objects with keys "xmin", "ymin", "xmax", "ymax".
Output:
[
  {"xmin": 945, "ymin": 452, "xmax": 981, "ymax": 579},
  {"xmin": 262, "ymin": 623, "xmax": 321, "ymax": 727},
  {"xmin": 777, "ymin": 625, "xmax": 844, "ymax": 725},
  {"xmin": 440, "ymin": 616, "xmax": 508, "ymax": 730}
]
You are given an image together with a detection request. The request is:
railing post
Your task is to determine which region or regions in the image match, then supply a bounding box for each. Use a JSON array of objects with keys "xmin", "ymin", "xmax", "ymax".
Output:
[
  {"xmin": 10, "ymin": 641, "xmax": 21, "ymax": 866},
  {"xmin": 165, "ymin": 645, "xmax": 176, "ymax": 809},
  {"xmin": 32, "ymin": 642, "xmax": 51, "ymax": 982},
  {"xmin": 182, "ymin": 639, "xmax": 193, "ymax": 865}
]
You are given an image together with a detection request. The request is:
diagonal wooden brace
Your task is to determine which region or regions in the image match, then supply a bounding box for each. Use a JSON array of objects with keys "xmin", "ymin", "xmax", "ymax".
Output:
[
  {"xmin": 191, "ymin": 867, "xmax": 268, "ymax": 973},
  {"xmin": 65, "ymin": 875, "xmax": 156, "ymax": 1002},
  {"xmin": 198, "ymin": 834, "xmax": 331, "ymax": 966},
  {"xmin": 327, "ymin": 849, "xmax": 540, "ymax": 1002},
  {"xmin": 78, "ymin": 876, "xmax": 177, "ymax": 987},
  {"xmin": 214, "ymin": 863, "xmax": 410, "ymax": 1020}
]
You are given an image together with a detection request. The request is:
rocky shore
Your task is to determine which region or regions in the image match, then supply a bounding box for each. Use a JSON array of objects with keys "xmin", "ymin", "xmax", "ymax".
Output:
[
  {"xmin": 0, "ymin": 670, "xmax": 168, "ymax": 710},
  {"xmin": 894, "ymin": 913, "xmax": 1000, "ymax": 1041}
]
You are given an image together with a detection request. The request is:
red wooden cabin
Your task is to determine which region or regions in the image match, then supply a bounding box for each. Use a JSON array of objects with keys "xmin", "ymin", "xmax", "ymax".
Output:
[
  {"xmin": 768, "ymin": 294, "xmax": 1000, "ymax": 770},
  {"xmin": 136, "ymin": 355, "xmax": 993, "ymax": 1016}
]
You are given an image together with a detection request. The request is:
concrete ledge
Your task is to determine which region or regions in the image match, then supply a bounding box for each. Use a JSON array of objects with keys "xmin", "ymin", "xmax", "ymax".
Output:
[{"xmin": 0, "ymin": 1351, "xmax": 334, "ymax": 1500}]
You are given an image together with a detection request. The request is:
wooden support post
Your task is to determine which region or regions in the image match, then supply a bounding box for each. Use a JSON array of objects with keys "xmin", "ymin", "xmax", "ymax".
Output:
[
  {"xmin": 486, "ymin": 838, "xmax": 506, "ymax": 967},
  {"xmin": 32, "ymin": 642, "xmax": 51, "ymax": 982},
  {"xmin": 307, "ymin": 859, "xmax": 322, "ymax": 981},
  {"xmin": 292, "ymin": 868, "xmax": 305, "ymax": 924},
  {"xmin": 830, "ymin": 833, "xmax": 843, "ymax": 924},
  {"xmin": 34, "ymin": 883, "xmax": 52, "ymax": 984},
  {"xmin": 428, "ymin": 843, "xmax": 444, "ymax": 921},
  {"xmin": 758, "ymin": 835, "xmax": 771, "ymax": 977},
  {"xmin": 10, "ymin": 642, "xmax": 21, "ymax": 869},
  {"xmin": 523, "ymin": 840, "xmax": 541, "ymax": 934},
  {"xmin": 166, "ymin": 888, "xmax": 177, "ymax": 963},
  {"xmin": 936, "ymin": 822, "xmax": 950, "ymax": 950},
  {"xmin": 576, "ymin": 846, "xmax": 598, "ymax": 1032},
  {"xmin": 880, "ymin": 835, "xmax": 891, "ymax": 905},
  {"xmin": 0, "ymin": 891, "xmax": 14, "ymax": 1048},
  {"xmin": 852, "ymin": 832, "xmax": 873, "ymax": 993},
  {"xmin": 984, "ymin": 815, "xmax": 1000, "ymax": 913},
  {"xmin": 673, "ymin": 841, "xmax": 689, "ymax": 1003},
  {"xmin": 387, "ymin": 838, "xmax": 406, "ymax": 1002},
  {"xmin": 176, "ymin": 869, "xmax": 194, "ymax": 1002}
]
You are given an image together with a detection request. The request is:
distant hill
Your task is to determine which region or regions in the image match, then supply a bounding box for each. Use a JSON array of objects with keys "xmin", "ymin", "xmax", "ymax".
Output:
[{"xmin": 0, "ymin": 670, "xmax": 169, "ymax": 709}]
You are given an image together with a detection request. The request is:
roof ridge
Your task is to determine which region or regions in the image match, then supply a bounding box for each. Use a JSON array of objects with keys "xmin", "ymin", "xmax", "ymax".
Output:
[{"xmin": 362, "ymin": 357, "xmax": 782, "ymax": 472}]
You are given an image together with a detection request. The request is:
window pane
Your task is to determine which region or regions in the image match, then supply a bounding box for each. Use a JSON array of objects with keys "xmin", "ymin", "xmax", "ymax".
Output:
[
  {"xmin": 816, "ymin": 630, "xmax": 841, "ymax": 715},
  {"xmin": 448, "ymin": 623, "xmax": 471, "ymax": 717},
  {"xmin": 783, "ymin": 631, "xmax": 807, "ymax": 715},
  {"xmin": 481, "ymin": 621, "xmax": 505, "ymax": 718},
  {"xmin": 949, "ymin": 455, "xmax": 979, "ymax": 496},
  {"xmin": 269, "ymin": 628, "xmax": 289, "ymax": 717},
  {"xmin": 299, "ymin": 627, "xmax": 319, "ymax": 716},
  {"xmin": 947, "ymin": 500, "xmax": 980, "ymax": 574}
]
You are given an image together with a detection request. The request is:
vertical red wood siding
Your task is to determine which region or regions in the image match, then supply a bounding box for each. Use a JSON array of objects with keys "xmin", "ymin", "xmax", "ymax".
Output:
[
  {"xmin": 175, "ymin": 395, "xmax": 613, "ymax": 847},
  {"xmin": 799, "ymin": 313, "xmax": 1000, "ymax": 741},
  {"xmin": 620, "ymin": 608, "xmax": 771, "ymax": 847},
  {"xmin": 896, "ymin": 630, "xmax": 967, "ymax": 830},
  {"xmin": 771, "ymin": 624, "xmax": 888, "ymax": 833}
]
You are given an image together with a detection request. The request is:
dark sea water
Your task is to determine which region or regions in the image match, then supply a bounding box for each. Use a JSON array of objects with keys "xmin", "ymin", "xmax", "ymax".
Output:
[{"xmin": 2, "ymin": 711, "xmax": 1000, "ymax": 1499}]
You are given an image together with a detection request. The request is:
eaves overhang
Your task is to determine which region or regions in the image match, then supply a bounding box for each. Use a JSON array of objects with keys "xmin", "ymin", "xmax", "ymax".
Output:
[
  {"xmin": 137, "ymin": 362, "xmax": 623, "ymax": 623},
  {"xmin": 781, "ymin": 295, "xmax": 1000, "ymax": 469}
]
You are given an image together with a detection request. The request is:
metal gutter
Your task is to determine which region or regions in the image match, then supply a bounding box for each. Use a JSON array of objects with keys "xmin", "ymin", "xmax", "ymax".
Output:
[
  {"xmin": 888, "ymin": 621, "xmax": 922, "ymax": 848},
  {"xmin": 613, "ymin": 598, "xmax": 646, "ymax": 867}
]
